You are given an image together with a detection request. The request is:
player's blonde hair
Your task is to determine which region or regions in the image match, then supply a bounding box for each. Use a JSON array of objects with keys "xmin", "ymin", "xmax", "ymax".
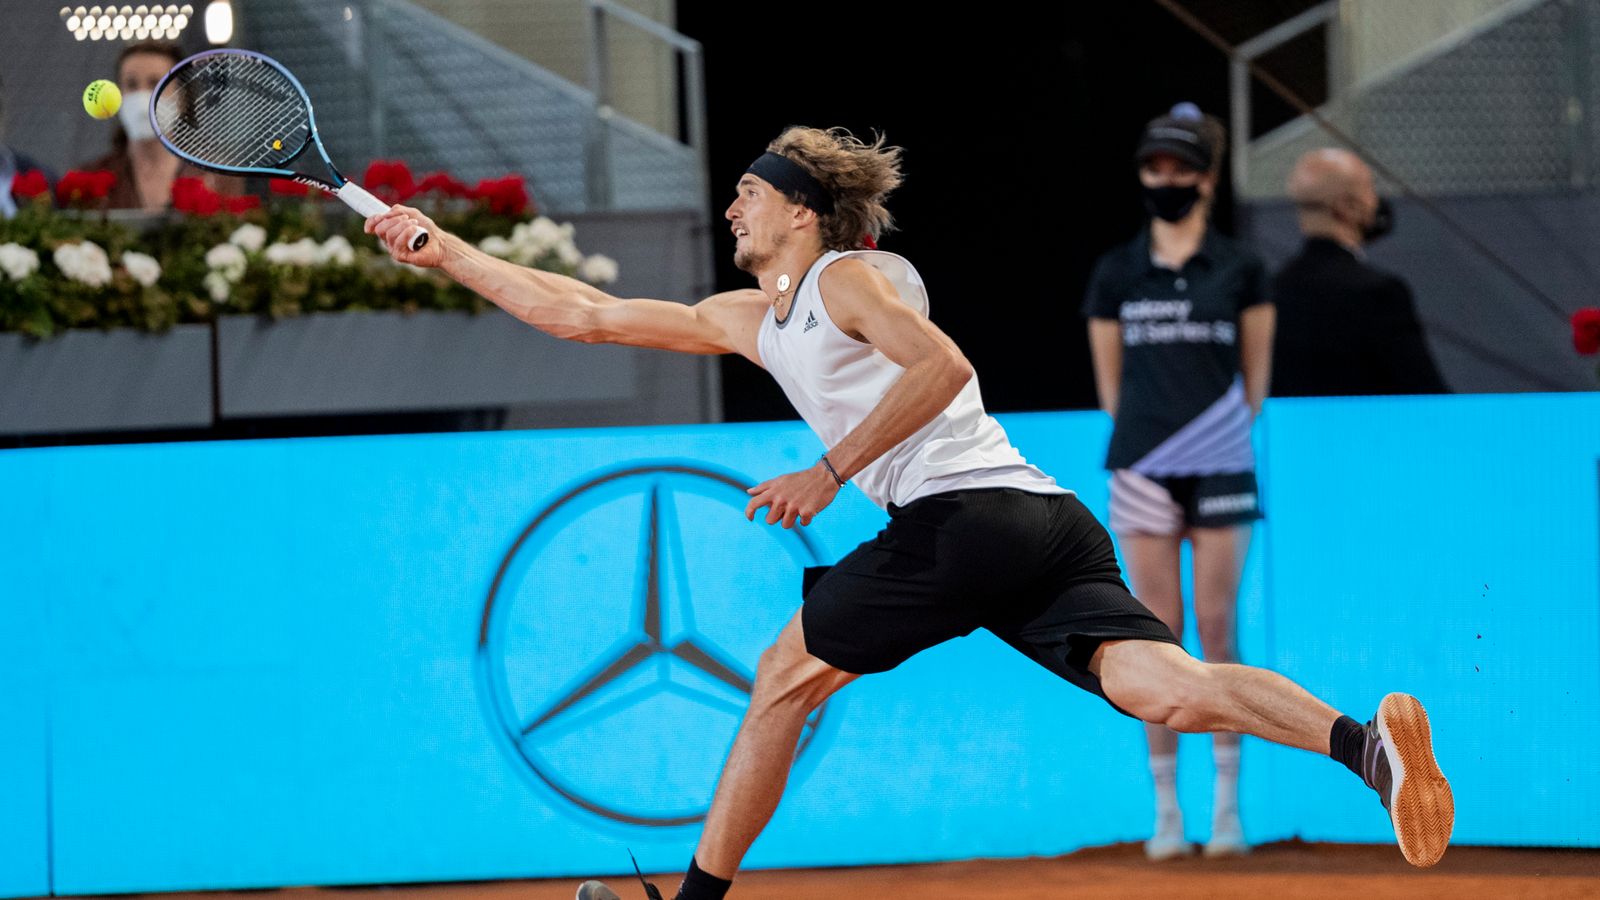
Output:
[{"xmin": 766, "ymin": 126, "xmax": 903, "ymax": 251}]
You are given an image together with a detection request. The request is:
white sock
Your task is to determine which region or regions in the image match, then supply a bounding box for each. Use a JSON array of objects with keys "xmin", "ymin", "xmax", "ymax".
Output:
[
  {"xmin": 1213, "ymin": 741, "xmax": 1240, "ymax": 825},
  {"xmin": 1151, "ymin": 752, "xmax": 1179, "ymax": 824}
]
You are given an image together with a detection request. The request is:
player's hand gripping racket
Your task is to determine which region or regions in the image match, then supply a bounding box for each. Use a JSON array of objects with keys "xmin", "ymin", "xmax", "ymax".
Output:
[{"xmin": 152, "ymin": 48, "xmax": 428, "ymax": 251}]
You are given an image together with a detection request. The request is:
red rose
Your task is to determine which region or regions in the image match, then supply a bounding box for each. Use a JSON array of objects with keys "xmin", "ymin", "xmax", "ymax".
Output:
[
  {"xmin": 194, "ymin": 190, "xmax": 222, "ymax": 216},
  {"xmin": 11, "ymin": 169, "xmax": 49, "ymax": 199},
  {"xmin": 1574, "ymin": 308, "xmax": 1600, "ymax": 355},
  {"xmin": 171, "ymin": 177, "xmax": 202, "ymax": 208},
  {"xmin": 171, "ymin": 176, "xmax": 223, "ymax": 216},
  {"xmin": 362, "ymin": 159, "xmax": 416, "ymax": 204},
  {"xmin": 226, "ymin": 194, "xmax": 262, "ymax": 215},
  {"xmin": 89, "ymin": 170, "xmax": 115, "ymax": 199},
  {"xmin": 415, "ymin": 171, "xmax": 470, "ymax": 199},
  {"xmin": 472, "ymin": 175, "xmax": 530, "ymax": 217},
  {"xmin": 55, "ymin": 169, "xmax": 117, "ymax": 206},
  {"xmin": 270, "ymin": 177, "xmax": 312, "ymax": 197}
]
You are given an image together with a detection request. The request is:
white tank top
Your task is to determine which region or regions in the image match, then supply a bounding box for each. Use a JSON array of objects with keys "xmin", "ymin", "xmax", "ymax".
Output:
[{"xmin": 756, "ymin": 249, "xmax": 1068, "ymax": 509}]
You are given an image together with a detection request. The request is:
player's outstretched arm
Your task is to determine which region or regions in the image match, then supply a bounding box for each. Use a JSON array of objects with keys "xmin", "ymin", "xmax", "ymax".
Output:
[{"xmin": 365, "ymin": 205, "xmax": 766, "ymax": 359}]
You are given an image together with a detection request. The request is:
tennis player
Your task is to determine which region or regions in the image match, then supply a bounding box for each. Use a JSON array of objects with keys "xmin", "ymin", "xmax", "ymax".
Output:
[{"xmin": 366, "ymin": 126, "xmax": 1454, "ymax": 899}]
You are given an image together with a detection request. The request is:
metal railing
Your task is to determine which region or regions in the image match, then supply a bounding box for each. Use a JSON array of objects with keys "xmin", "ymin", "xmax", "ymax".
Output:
[
  {"xmin": 1231, "ymin": 0, "xmax": 1574, "ymax": 198},
  {"xmin": 584, "ymin": 0, "xmax": 709, "ymax": 215},
  {"xmin": 1227, "ymin": 1, "xmax": 1341, "ymax": 194}
]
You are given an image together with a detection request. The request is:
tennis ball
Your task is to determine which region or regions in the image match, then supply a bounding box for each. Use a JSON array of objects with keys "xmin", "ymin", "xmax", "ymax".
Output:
[{"xmin": 83, "ymin": 80, "xmax": 122, "ymax": 120}]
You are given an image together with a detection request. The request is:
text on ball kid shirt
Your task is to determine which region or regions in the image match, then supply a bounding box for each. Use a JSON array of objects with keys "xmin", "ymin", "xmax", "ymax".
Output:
[{"xmin": 1082, "ymin": 227, "xmax": 1269, "ymax": 475}]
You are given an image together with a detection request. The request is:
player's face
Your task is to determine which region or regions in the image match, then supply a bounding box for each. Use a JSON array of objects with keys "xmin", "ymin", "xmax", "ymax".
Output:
[{"xmin": 726, "ymin": 175, "xmax": 790, "ymax": 273}]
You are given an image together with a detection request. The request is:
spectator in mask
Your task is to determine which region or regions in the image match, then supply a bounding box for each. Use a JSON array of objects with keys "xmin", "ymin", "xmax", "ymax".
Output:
[
  {"xmin": 1271, "ymin": 148, "xmax": 1448, "ymax": 396},
  {"xmin": 77, "ymin": 41, "xmax": 235, "ymax": 210}
]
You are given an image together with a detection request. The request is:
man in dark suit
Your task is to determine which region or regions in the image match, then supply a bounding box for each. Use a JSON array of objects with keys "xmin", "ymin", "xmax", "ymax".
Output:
[{"xmin": 1271, "ymin": 148, "xmax": 1448, "ymax": 396}]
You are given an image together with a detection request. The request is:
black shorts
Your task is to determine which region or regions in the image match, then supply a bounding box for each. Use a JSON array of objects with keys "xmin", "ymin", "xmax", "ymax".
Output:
[{"xmin": 801, "ymin": 488, "xmax": 1179, "ymax": 714}]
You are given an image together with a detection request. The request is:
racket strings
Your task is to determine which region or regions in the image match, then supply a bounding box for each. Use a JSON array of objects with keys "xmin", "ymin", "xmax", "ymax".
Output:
[
  {"xmin": 181, "ymin": 58, "xmax": 307, "ymax": 165},
  {"xmin": 156, "ymin": 54, "xmax": 311, "ymax": 170}
]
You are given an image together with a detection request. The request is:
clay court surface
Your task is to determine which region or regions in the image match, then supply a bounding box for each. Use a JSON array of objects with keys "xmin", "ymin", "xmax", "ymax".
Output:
[{"xmin": 60, "ymin": 842, "xmax": 1599, "ymax": 900}]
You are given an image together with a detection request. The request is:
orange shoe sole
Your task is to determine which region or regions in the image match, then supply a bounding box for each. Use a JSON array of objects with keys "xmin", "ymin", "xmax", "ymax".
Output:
[{"xmin": 1377, "ymin": 692, "xmax": 1455, "ymax": 868}]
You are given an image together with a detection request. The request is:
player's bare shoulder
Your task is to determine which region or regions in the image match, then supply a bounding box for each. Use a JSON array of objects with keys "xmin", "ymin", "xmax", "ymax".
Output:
[
  {"xmin": 817, "ymin": 256, "xmax": 903, "ymax": 339},
  {"xmin": 818, "ymin": 256, "xmax": 896, "ymax": 299},
  {"xmin": 696, "ymin": 288, "xmax": 770, "ymax": 364}
]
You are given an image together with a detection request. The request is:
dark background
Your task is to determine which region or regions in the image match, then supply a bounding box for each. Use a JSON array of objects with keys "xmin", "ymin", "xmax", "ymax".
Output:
[{"xmin": 676, "ymin": 0, "xmax": 1324, "ymax": 421}]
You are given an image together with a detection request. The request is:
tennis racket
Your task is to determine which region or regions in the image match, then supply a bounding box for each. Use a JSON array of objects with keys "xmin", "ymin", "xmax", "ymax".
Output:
[{"xmin": 152, "ymin": 48, "xmax": 428, "ymax": 251}]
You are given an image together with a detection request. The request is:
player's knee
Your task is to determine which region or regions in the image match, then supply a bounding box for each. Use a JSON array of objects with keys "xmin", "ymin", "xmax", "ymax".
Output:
[
  {"xmin": 1118, "ymin": 692, "xmax": 1177, "ymax": 727},
  {"xmin": 1111, "ymin": 649, "xmax": 1215, "ymax": 729},
  {"xmin": 751, "ymin": 641, "xmax": 793, "ymax": 692},
  {"xmin": 751, "ymin": 641, "xmax": 831, "ymax": 714},
  {"xmin": 1163, "ymin": 659, "xmax": 1226, "ymax": 731}
]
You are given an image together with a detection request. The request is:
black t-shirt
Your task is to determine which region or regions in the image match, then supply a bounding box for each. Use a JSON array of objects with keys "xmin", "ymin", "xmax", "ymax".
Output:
[{"xmin": 1082, "ymin": 227, "xmax": 1269, "ymax": 472}]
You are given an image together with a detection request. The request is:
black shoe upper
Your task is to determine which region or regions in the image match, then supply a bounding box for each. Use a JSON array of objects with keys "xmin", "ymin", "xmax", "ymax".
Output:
[{"xmin": 1360, "ymin": 718, "xmax": 1394, "ymax": 811}]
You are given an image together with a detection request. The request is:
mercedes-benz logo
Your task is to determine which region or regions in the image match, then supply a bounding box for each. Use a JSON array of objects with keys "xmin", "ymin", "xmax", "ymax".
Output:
[{"xmin": 476, "ymin": 463, "xmax": 832, "ymax": 827}]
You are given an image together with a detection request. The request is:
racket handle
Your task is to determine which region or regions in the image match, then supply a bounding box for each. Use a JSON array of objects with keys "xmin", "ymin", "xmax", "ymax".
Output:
[{"xmin": 337, "ymin": 181, "xmax": 430, "ymax": 252}]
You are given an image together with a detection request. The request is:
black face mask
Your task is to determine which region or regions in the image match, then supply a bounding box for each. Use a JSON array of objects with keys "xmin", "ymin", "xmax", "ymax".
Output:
[
  {"xmin": 1142, "ymin": 184, "xmax": 1201, "ymax": 222},
  {"xmin": 1362, "ymin": 197, "xmax": 1395, "ymax": 242}
]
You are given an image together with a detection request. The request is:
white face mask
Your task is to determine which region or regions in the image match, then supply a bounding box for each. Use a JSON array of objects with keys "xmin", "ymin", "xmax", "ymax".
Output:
[{"xmin": 118, "ymin": 91, "xmax": 155, "ymax": 142}]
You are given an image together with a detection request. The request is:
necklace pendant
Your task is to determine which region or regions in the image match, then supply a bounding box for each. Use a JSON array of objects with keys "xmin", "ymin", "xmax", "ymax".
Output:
[{"xmin": 776, "ymin": 274, "xmax": 791, "ymax": 293}]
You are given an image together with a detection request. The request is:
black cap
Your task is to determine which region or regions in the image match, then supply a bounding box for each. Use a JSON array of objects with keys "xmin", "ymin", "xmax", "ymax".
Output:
[{"xmin": 1135, "ymin": 102, "xmax": 1214, "ymax": 171}]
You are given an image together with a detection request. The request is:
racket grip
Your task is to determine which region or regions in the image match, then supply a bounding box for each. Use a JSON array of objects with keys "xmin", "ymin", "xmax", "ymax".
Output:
[{"xmin": 337, "ymin": 181, "xmax": 430, "ymax": 252}]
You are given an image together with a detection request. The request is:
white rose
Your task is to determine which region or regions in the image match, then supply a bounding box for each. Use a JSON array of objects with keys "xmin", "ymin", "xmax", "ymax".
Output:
[
  {"xmin": 205, "ymin": 243, "xmax": 248, "ymax": 282},
  {"xmin": 121, "ymin": 251, "xmax": 162, "ymax": 288},
  {"xmin": 228, "ymin": 223, "xmax": 268, "ymax": 253},
  {"xmin": 290, "ymin": 237, "xmax": 321, "ymax": 266},
  {"xmin": 555, "ymin": 239, "xmax": 582, "ymax": 268},
  {"xmin": 478, "ymin": 236, "xmax": 513, "ymax": 258},
  {"xmin": 0, "ymin": 243, "xmax": 41, "ymax": 281},
  {"xmin": 87, "ymin": 249, "xmax": 114, "ymax": 285},
  {"xmin": 504, "ymin": 226, "xmax": 540, "ymax": 265},
  {"xmin": 265, "ymin": 238, "xmax": 320, "ymax": 267},
  {"xmin": 318, "ymin": 235, "xmax": 354, "ymax": 266},
  {"xmin": 53, "ymin": 244, "xmax": 79, "ymax": 278},
  {"xmin": 578, "ymin": 253, "xmax": 619, "ymax": 285},
  {"xmin": 558, "ymin": 222, "xmax": 576, "ymax": 240},
  {"xmin": 528, "ymin": 217, "xmax": 564, "ymax": 247},
  {"xmin": 506, "ymin": 217, "xmax": 563, "ymax": 264},
  {"xmin": 203, "ymin": 271, "xmax": 232, "ymax": 303},
  {"xmin": 54, "ymin": 241, "xmax": 113, "ymax": 287},
  {"xmin": 205, "ymin": 242, "xmax": 246, "ymax": 270}
]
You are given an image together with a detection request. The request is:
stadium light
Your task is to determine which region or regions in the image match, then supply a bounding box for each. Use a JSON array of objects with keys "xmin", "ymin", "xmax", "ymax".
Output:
[
  {"xmin": 204, "ymin": 0, "xmax": 232, "ymax": 45},
  {"xmin": 59, "ymin": 4, "xmax": 194, "ymax": 41}
]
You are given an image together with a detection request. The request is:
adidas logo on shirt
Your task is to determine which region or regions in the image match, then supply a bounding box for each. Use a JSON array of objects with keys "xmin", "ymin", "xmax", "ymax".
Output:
[{"xmin": 803, "ymin": 311, "xmax": 819, "ymax": 333}]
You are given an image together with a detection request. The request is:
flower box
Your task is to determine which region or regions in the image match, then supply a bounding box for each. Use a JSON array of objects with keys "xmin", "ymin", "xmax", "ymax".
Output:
[
  {"xmin": 215, "ymin": 310, "xmax": 640, "ymax": 417},
  {"xmin": 0, "ymin": 325, "xmax": 212, "ymax": 435}
]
